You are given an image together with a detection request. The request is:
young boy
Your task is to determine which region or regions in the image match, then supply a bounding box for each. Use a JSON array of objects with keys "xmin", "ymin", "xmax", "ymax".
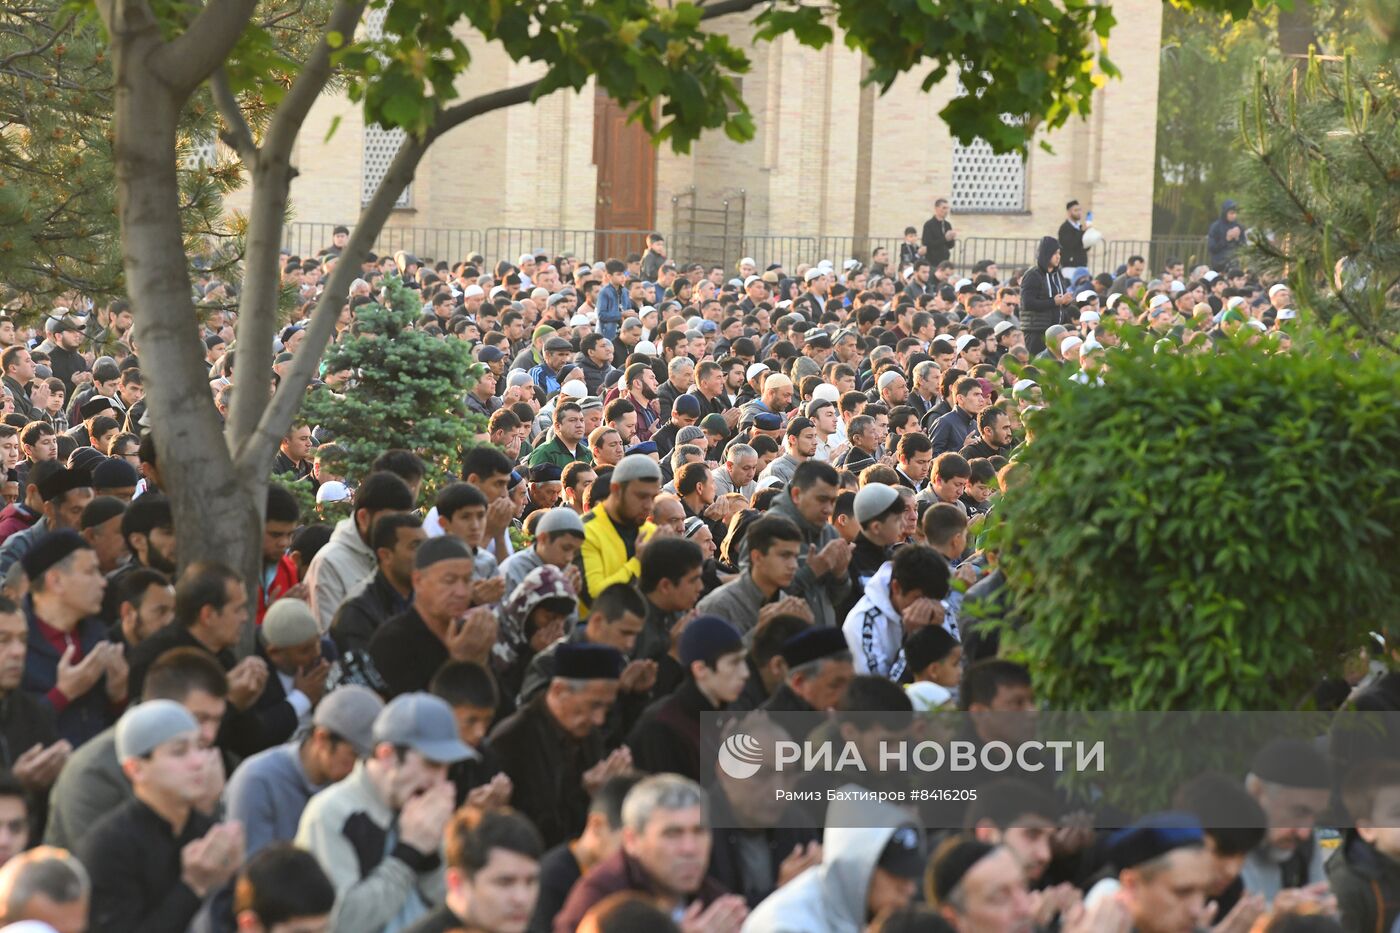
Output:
[
  {"xmin": 430, "ymin": 659, "xmax": 512, "ymax": 808},
  {"xmin": 961, "ymin": 458, "xmax": 998, "ymax": 517},
  {"xmin": 434, "ymin": 481, "xmax": 506, "ymax": 605},
  {"xmin": 1330, "ymin": 760, "xmax": 1400, "ymax": 933},
  {"xmin": 900, "ymin": 226, "xmax": 923, "ymax": 269},
  {"xmin": 902, "ymin": 624, "xmax": 962, "ymax": 710}
]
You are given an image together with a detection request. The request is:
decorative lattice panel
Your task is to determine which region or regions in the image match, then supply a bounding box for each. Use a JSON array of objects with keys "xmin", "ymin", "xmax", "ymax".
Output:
[
  {"xmin": 361, "ymin": 7, "xmax": 410, "ymax": 208},
  {"xmin": 185, "ymin": 134, "xmax": 218, "ymax": 170},
  {"xmin": 950, "ymin": 137, "xmax": 1026, "ymax": 213}
]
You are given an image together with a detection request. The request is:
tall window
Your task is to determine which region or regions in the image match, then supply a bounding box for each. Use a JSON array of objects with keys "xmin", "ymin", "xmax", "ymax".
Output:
[{"xmin": 361, "ymin": 7, "xmax": 410, "ymax": 208}]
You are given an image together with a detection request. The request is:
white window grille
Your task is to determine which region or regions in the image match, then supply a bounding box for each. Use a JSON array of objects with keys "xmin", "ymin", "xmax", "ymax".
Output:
[
  {"xmin": 185, "ymin": 134, "xmax": 218, "ymax": 170},
  {"xmin": 950, "ymin": 137, "xmax": 1026, "ymax": 213},
  {"xmin": 361, "ymin": 7, "xmax": 411, "ymax": 208}
]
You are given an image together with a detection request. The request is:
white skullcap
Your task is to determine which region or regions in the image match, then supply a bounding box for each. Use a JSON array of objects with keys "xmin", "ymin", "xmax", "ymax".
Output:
[
  {"xmin": 1148, "ymin": 294, "xmax": 1172, "ymax": 311},
  {"xmin": 811, "ymin": 384, "xmax": 841, "ymax": 403},
  {"xmin": 746, "ymin": 363, "xmax": 769, "ymax": 381},
  {"xmin": 877, "ymin": 370, "xmax": 903, "ymax": 390},
  {"xmin": 1060, "ymin": 335, "xmax": 1084, "ymax": 355},
  {"xmin": 1269, "ymin": 283, "xmax": 1290, "ymax": 297},
  {"xmin": 635, "ymin": 341, "xmax": 657, "ymax": 356},
  {"xmin": 559, "ymin": 379, "xmax": 588, "ymax": 398},
  {"xmin": 613, "ymin": 454, "xmax": 663, "ymax": 484}
]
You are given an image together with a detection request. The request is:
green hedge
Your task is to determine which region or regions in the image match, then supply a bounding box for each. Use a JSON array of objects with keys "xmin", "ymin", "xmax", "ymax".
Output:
[{"xmin": 991, "ymin": 332, "xmax": 1400, "ymax": 711}]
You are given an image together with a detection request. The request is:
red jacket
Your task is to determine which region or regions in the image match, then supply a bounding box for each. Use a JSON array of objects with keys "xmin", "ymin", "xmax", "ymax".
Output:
[
  {"xmin": 553, "ymin": 849, "xmax": 729, "ymax": 933},
  {"xmin": 0, "ymin": 504, "xmax": 39, "ymax": 545},
  {"xmin": 256, "ymin": 554, "xmax": 299, "ymax": 624}
]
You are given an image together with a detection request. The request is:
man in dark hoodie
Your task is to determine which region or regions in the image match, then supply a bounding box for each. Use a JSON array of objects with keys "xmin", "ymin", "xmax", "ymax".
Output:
[
  {"xmin": 1019, "ymin": 236, "xmax": 1071, "ymax": 355},
  {"xmin": 1208, "ymin": 200, "xmax": 1245, "ymax": 270},
  {"xmin": 1330, "ymin": 760, "xmax": 1400, "ymax": 933}
]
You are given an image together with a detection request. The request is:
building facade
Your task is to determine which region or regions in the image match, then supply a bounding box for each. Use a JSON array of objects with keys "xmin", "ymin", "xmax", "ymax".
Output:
[{"xmin": 235, "ymin": 0, "xmax": 1164, "ymax": 273}]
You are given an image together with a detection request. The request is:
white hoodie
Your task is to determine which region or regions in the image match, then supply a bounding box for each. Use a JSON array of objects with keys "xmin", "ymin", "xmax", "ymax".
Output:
[{"xmin": 743, "ymin": 793, "xmax": 919, "ymax": 933}]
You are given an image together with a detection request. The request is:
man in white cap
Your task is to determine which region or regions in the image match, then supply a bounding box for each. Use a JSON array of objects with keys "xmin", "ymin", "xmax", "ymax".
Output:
[
  {"xmin": 297, "ymin": 692, "xmax": 469, "ymax": 933},
  {"xmin": 1267, "ymin": 282, "xmax": 1291, "ymax": 313},
  {"xmin": 579, "ymin": 454, "xmax": 661, "ymax": 611},
  {"xmin": 740, "ymin": 372, "xmax": 793, "ymax": 426},
  {"xmin": 259, "ymin": 599, "xmax": 331, "ymax": 731},
  {"xmin": 794, "ymin": 268, "xmax": 828, "ymax": 318},
  {"xmin": 79, "ymin": 700, "xmax": 244, "ymax": 932},
  {"xmin": 224, "ymin": 684, "xmax": 385, "ymax": 859}
]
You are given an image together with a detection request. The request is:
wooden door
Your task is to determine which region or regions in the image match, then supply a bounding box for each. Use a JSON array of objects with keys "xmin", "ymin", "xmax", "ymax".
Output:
[{"xmin": 594, "ymin": 88, "xmax": 656, "ymax": 260}]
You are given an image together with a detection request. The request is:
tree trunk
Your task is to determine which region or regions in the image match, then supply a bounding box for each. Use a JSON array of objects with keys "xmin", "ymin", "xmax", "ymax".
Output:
[{"xmin": 110, "ymin": 18, "xmax": 263, "ymax": 650}]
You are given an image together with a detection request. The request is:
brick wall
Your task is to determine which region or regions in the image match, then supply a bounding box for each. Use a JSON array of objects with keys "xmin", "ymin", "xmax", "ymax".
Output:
[{"xmin": 227, "ymin": 0, "xmax": 1163, "ymax": 267}]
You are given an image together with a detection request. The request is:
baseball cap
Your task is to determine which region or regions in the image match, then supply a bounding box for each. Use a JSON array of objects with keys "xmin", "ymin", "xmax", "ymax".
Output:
[
  {"xmin": 372, "ymin": 692, "xmax": 472, "ymax": 763},
  {"xmin": 313, "ymin": 685, "xmax": 385, "ymax": 757},
  {"xmin": 478, "ymin": 346, "xmax": 505, "ymax": 363},
  {"xmin": 877, "ymin": 825, "xmax": 927, "ymax": 879}
]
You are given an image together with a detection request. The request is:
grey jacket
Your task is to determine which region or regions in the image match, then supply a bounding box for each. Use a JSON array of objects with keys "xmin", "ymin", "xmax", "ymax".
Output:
[
  {"xmin": 306, "ymin": 518, "xmax": 376, "ymax": 632},
  {"xmin": 763, "ymin": 495, "xmax": 850, "ymax": 630},
  {"xmin": 296, "ymin": 762, "xmax": 445, "ymax": 933}
]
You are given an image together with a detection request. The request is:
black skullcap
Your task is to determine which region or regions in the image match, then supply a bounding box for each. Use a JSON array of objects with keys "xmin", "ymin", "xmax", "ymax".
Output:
[
  {"xmin": 79, "ymin": 495, "xmax": 127, "ymax": 531},
  {"xmin": 92, "ymin": 458, "xmax": 139, "ymax": 489},
  {"xmin": 785, "ymin": 416, "xmax": 814, "ymax": 438},
  {"xmin": 931, "ymin": 839, "xmax": 995, "ymax": 903},
  {"xmin": 67, "ymin": 447, "xmax": 108, "ymax": 474},
  {"xmin": 22, "ymin": 529, "xmax": 90, "ymax": 580},
  {"xmin": 80, "ymin": 396, "xmax": 116, "ymax": 420},
  {"xmin": 37, "ymin": 467, "xmax": 93, "ymax": 503},
  {"xmin": 779, "ymin": 627, "xmax": 848, "ymax": 669},
  {"xmin": 554, "ymin": 643, "xmax": 625, "ymax": 681},
  {"xmin": 1106, "ymin": 812, "xmax": 1204, "ymax": 870},
  {"xmin": 414, "ymin": 535, "xmax": 473, "ymax": 571},
  {"xmin": 528, "ymin": 463, "xmax": 563, "ymax": 483},
  {"xmin": 1249, "ymin": 737, "xmax": 1330, "ymax": 788}
]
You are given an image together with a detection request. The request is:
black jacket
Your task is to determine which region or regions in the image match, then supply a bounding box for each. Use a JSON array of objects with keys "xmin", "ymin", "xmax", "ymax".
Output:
[
  {"xmin": 128, "ymin": 624, "xmax": 291, "ymax": 758},
  {"xmin": 627, "ymin": 677, "xmax": 719, "ymax": 781},
  {"xmin": 922, "ymin": 216, "xmax": 955, "ymax": 266},
  {"xmin": 1020, "ymin": 236, "xmax": 1068, "ymax": 333},
  {"xmin": 575, "ymin": 355, "xmax": 618, "ymax": 398},
  {"xmin": 330, "ymin": 570, "xmax": 411, "ymax": 656},
  {"xmin": 706, "ymin": 784, "xmax": 819, "ymax": 907},
  {"xmin": 79, "ymin": 797, "xmax": 214, "ymax": 933},
  {"xmin": 486, "ymin": 693, "xmax": 606, "ymax": 848},
  {"xmin": 1057, "ymin": 219, "xmax": 1088, "ymax": 268},
  {"xmin": 367, "ymin": 606, "xmax": 448, "ymax": 699}
]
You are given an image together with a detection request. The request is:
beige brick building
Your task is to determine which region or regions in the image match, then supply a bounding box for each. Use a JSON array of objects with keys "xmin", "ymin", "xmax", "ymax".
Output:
[{"xmin": 238, "ymin": 0, "xmax": 1165, "ymax": 273}]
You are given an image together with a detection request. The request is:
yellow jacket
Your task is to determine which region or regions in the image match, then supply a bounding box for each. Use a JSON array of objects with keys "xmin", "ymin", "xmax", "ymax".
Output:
[{"xmin": 579, "ymin": 504, "xmax": 655, "ymax": 613}]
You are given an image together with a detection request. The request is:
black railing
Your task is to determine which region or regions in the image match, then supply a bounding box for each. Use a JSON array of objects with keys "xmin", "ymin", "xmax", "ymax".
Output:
[{"xmin": 284, "ymin": 221, "xmax": 1218, "ymax": 280}]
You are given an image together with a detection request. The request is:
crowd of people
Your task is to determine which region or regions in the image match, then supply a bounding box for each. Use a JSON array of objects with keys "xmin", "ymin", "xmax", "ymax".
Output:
[{"xmin": 0, "ymin": 197, "xmax": 1378, "ymax": 933}]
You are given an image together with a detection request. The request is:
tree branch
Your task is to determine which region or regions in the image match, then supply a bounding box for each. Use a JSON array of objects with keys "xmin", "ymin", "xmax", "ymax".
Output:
[
  {"xmin": 261, "ymin": 0, "xmax": 368, "ymax": 159},
  {"xmin": 432, "ymin": 79, "xmax": 542, "ymax": 139},
  {"xmin": 696, "ymin": 0, "xmax": 765, "ymax": 15},
  {"xmin": 210, "ymin": 66, "xmax": 258, "ymax": 165},
  {"xmin": 238, "ymin": 132, "xmax": 430, "ymax": 473},
  {"xmin": 153, "ymin": 0, "xmax": 260, "ymax": 93}
]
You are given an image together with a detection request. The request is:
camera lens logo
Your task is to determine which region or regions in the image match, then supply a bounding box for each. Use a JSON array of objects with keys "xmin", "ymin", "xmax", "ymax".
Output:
[{"xmin": 717, "ymin": 733, "xmax": 764, "ymax": 780}]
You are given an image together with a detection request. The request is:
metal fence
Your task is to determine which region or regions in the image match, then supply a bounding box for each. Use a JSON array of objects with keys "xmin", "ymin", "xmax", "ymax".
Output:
[
  {"xmin": 283, "ymin": 222, "xmax": 485, "ymax": 266},
  {"xmin": 284, "ymin": 221, "xmax": 1215, "ymax": 280}
]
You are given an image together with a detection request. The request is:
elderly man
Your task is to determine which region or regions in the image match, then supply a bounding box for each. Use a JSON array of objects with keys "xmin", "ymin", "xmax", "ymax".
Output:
[
  {"xmin": 554, "ymin": 775, "xmax": 745, "ymax": 932},
  {"xmin": 657, "ymin": 357, "xmax": 696, "ymax": 423},
  {"xmin": 487, "ymin": 644, "xmax": 633, "ymax": 848},
  {"xmin": 0, "ymin": 845, "xmax": 90, "ymax": 932},
  {"xmin": 712, "ymin": 444, "xmax": 758, "ymax": 499}
]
